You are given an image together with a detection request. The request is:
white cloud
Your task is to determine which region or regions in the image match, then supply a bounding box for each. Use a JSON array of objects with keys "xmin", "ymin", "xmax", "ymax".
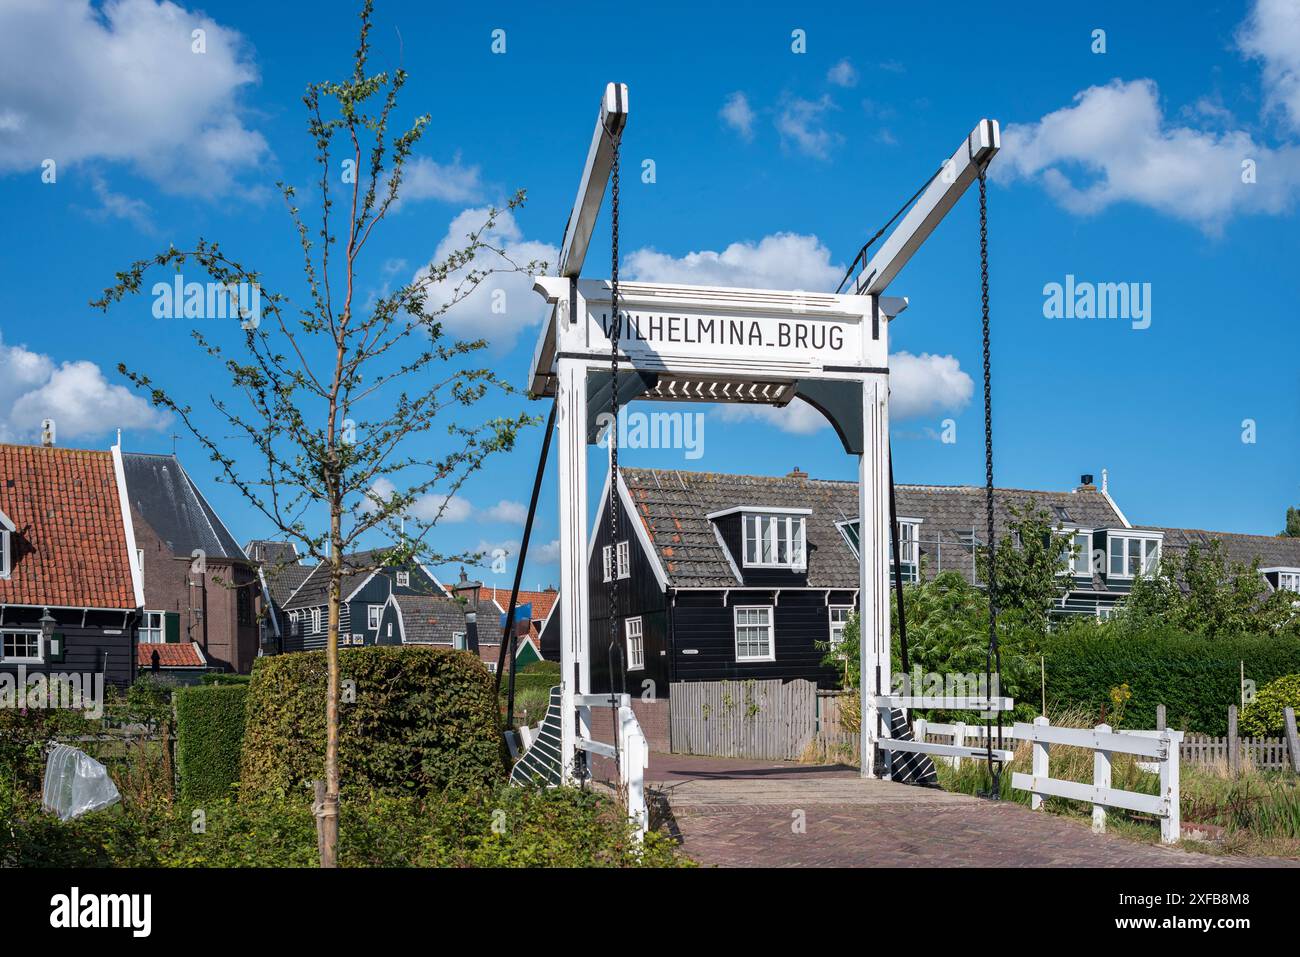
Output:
[
  {"xmin": 720, "ymin": 92, "xmax": 756, "ymax": 141},
  {"xmin": 888, "ymin": 351, "xmax": 974, "ymax": 420},
  {"xmin": 412, "ymin": 207, "xmax": 556, "ymax": 352},
  {"xmin": 396, "ymin": 154, "xmax": 484, "ymax": 205},
  {"xmin": 0, "ymin": 0, "xmax": 268, "ymax": 195},
  {"xmin": 482, "ymin": 500, "xmax": 528, "ymax": 523},
  {"xmin": 626, "ymin": 232, "xmax": 842, "ymax": 290},
  {"xmin": 84, "ymin": 171, "xmax": 155, "ymax": 233},
  {"xmin": 827, "ymin": 59, "xmax": 858, "ymax": 88},
  {"xmin": 1239, "ymin": 0, "xmax": 1300, "ymax": 132},
  {"xmin": 0, "ymin": 332, "xmax": 169, "ymax": 442},
  {"xmin": 717, "ymin": 399, "xmax": 828, "ymax": 434},
  {"xmin": 775, "ymin": 95, "xmax": 841, "ymax": 159},
  {"xmin": 998, "ymin": 74, "xmax": 1300, "ymax": 230}
]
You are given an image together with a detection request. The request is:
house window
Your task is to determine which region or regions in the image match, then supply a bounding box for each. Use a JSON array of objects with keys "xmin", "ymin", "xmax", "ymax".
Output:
[
  {"xmin": 888, "ymin": 521, "xmax": 919, "ymax": 565},
  {"xmin": 1278, "ymin": 571, "xmax": 1300, "ymax": 593},
  {"xmin": 367, "ymin": 605, "xmax": 382, "ymax": 630},
  {"xmin": 625, "ymin": 617, "xmax": 644, "ymax": 671},
  {"xmin": 0, "ymin": 530, "xmax": 9, "ymax": 578},
  {"xmin": 1069, "ymin": 532, "xmax": 1094, "ymax": 576},
  {"xmin": 311, "ymin": 608, "xmax": 322, "ymax": 633},
  {"xmin": 603, "ymin": 542, "xmax": 631, "ymax": 582},
  {"xmin": 453, "ymin": 631, "xmax": 467, "ymax": 650},
  {"xmin": 396, "ymin": 571, "xmax": 410, "ymax": 587},
  {"xmin": 742, "ymin": 514, "xmax": 806, "ymax": 569},
  {"xmin": 1108, "ymin": 535, "xmax": 1160, "ymax": 578},
  {"xmin": 734, "ymin": 606, "xmax": 774, "ymax": 662},
  {"xmin": 829, "ymin": 606, "xmax": 852, "ymax": 647},
  {"xmin": 485, "ymin": 661, "xmax": 498, "ymax": 674},
  {"xmin": 0, "ymin": 630, "xmax": 42, "ymax": 663},
  {"xmin": 237, "ymin": 586, "xmax": 252, "ymax": 626},
  {"xmin": 140, "ymin": 611, "xmax": 165, "ymax": 644}
]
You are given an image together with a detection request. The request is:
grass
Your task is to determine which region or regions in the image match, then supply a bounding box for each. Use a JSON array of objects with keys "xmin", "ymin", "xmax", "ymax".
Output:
[{"xmin": 934, "ymin": 707, "xmax": 1300, "ymax": 858}]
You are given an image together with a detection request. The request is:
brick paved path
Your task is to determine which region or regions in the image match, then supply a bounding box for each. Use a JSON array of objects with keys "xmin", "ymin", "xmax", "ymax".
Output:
[{"xmin": 648, "ymin": 753, "xmax": 1296, "ymax": 868}]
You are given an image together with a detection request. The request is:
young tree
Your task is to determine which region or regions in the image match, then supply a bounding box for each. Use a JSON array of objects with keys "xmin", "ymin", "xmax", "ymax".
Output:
[
  {"xmin": 92, "ymin": 1, "xmax": 540, "ymax": 866},
  {"xmin": 1282, "ymin": 506, "xmax": 1300, "ymax": 538}
]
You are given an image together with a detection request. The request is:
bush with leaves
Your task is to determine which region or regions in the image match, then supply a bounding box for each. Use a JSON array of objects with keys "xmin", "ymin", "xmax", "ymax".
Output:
[
  {"xmin": 1240, "ymin": 674, "xmax": 1300, "ymax": 736},
  {"xmin": 240, "ymin": 646, "xmax": 504, "ymax": 799}
]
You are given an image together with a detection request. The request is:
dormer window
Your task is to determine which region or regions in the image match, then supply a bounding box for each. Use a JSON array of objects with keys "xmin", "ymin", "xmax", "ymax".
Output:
[
  {"xmin": 1279, "ymin": 571, "xmax": 1300, "ymax": 593},
  {"xmin": 1107, "ymin": 532, "xmax": 1161, "ymax": 578},
  {"xmin": 396, "ymin": 571, "xmax": 410, "ymax": 587},
  {"xmin": 1062, "ymin": 530, "xmax": 1096, "ymax": 576},
  {"xmin": 0, "ymin": 508, "xmax": 13, "ymax": 579},
  {"xmin": 742, "ymin": 512, "xmax": 807, "ymax": 569}
]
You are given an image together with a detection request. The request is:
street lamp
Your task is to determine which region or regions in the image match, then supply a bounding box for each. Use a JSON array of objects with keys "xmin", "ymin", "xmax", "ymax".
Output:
[
  {"xmin": 39, "ymin": 607, "xmax": 56, "ymax": 641},
  {"xmin": 453, "ymin": 567, "xmax": 483, "ymax": 654}
]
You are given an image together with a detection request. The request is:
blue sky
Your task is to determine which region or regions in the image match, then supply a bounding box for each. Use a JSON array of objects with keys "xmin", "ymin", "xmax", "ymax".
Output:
[{"xmin": 1, "ymin": 0, "xmax": 1298, "ymax": 589}]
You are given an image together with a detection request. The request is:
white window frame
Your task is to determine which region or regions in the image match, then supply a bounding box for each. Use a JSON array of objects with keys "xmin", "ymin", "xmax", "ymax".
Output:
[
  {"xmin": 0, "ymin": 629, "xmax": 43, "ymax": 664},
  {"xmin": 733, "ymin": 605, "xmax": 775, "ymax": 662},
  {"xmin": 1275, "ymin": 570, "xmax": 1300, "ymax": 594},
  {"xmin": 0, "ymin": 530, "xmax": 9, "ymax": 579},
  {"xmin": 367, "ymin": 604, "xmax": 382, "ymax": 630},
  {"xmin": 140, "ymin": 610, "xmax": 165, "ymax": 644},
  {"xmin": 395, "ymin": 571, "xmax": 410, "ymax": 587},
  {"xmin": 742, "ymin": 513, "xmax": 807, "ymax": 570},
  {"xmin": 485, "ymin": 660, "xmax": 498, "ymax": 674},
  {"xmin": 311, "ymin": 607, "xmax": 322, "ymax": 633},
  {"xmin": 453, "ymin": 631, "xmax": 467, "ymax": 651},
  {"xmin": 828, "ymin": 605, "xmax": 852, "ymax": 647},
  {"xmin": 625, "ymin": 616, "xmax": 645, "ymax": 671},
  {"xmin": 1107, "ymin": 533, "xmax": 1162, "ymax": 579},
  {"xmin": 602, "ymin": 545, "xmax": 613, "ymax": 583},
  {"xmin": 603, "ymin": 542, "xmax": 631, "ymax": 581}
]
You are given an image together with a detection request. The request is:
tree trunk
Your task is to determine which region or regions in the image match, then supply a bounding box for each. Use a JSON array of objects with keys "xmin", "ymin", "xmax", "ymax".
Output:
[{"xmin": 318, "ymin": 533, "xmax": 343, "ymax": 867}]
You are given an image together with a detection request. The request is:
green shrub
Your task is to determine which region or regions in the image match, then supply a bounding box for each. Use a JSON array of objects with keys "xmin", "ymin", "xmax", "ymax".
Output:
[
  {"xmin": 1040, "ymin": 625, "xmax": 1300, "ymax": 733},
  {"xmin": 240, "ymin": 646, "xmax": 505, "ymax": 799},
  {"xmin": 175, "ymin": 684, "xmax": 248, "ymax": 803},
  {"xmin": 1240, "ymin": 674, "xmax": 1300, "ymax": 736},
  {"xmin": 200, "ymin": 673, "xmax": 252, "ymax": 686},
  {"xmin": 0, "ymin": 780, "xmax": 687, "ymax": 868}
]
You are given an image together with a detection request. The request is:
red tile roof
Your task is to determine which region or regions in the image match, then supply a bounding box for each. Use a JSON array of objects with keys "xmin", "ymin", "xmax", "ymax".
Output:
[
  {"xmin": 0, "ymin": 444, "xmax": 136, "ymax": 609},
  {"xmin": 484, "ymin": 586, "xmax": 558, "ymax": 621},
  {"xmin": 137, "ymin": 642, "xmax": 206, "ymax": 668}
]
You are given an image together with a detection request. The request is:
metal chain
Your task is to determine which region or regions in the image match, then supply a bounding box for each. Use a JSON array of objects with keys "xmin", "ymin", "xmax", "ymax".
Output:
[
  {"xmin": 606, "ymin": 127, "xmax": 626, "ymax": 774},
  {"xmin": 979, "ymin": 171, "xmax": 1003, "ymax": 798}
]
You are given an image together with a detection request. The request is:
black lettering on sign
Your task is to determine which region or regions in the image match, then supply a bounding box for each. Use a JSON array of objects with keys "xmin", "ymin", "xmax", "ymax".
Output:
[{"xmin": 601, "ymin": 310, "xmax": 846, "ymax": 351}]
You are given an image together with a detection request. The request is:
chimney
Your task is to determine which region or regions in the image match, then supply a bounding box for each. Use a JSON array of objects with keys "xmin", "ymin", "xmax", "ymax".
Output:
[
  {"xmin": 40, "ymin": 419, "xmax": 55, "ymax": 447},
  {"xmin": 787, "ymin": 466, "xmax": 808, "ymax": 479},
  {"xmin": 1077, "ymin": 473, "xmax": 1096, "ymax": 492},
  {"xmin": 1101, "ymin": 469, "xmax": 1109, "ymax": 493}
]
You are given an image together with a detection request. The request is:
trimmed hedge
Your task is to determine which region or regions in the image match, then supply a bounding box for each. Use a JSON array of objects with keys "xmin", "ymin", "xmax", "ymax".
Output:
[
  {"xmin": 1041, "ymin": 628, "xmax": 1300, "ymax": 734},
  {"xmin": 1241, "ymin": 674, "xmax": 1300, "ymax": 736},
  {"xmin": 240, "ymin": 646, "xmax": 504, "ymax": 799},
  {"xmin": 175, "ymin": 684, "xmax": 248, "ymax": 803}
]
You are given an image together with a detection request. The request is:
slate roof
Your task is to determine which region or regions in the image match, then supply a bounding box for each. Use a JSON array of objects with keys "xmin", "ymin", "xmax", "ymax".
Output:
[
  {"xmin": 244, "ymin": 539, "xmax": 301, "ymax": 565},
  {"xmin": 618, "ymin": 467, "xmax": 1129, "ymax": 589},
  {"xmin": 0, "ymin": 444, "xmax": 136, "ymax": 609},
  {"xmin": 137, "ymin": 642, "xmax": 206, "ymax": 668},
  {"xmin": 121, "ymin": 453, "xmax": 246, "ymax": 561},
  {"xmin": 283, "ymin": 549, "xmax": 395, "ymax": 610},
  {"xmin": 263, "ymin": 562, "xmax": 317, "ymax": 605},
  {"xmin": 1143, "ymin": 527, "xmax": 1300, "ymax": 574},
  {"xmin": 393, "ymin": 594, "xmax": 500, "ymax": 644}
]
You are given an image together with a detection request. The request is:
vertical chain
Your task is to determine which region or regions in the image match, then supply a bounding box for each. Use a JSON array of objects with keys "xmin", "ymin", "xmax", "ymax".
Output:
[
  {"xmin": 608, "ymin": 126, "xmax": 627, "ymax": 734},
  {"xmin": 979, "ymin": 171, "xmax": 1002, "ymax": 798}
]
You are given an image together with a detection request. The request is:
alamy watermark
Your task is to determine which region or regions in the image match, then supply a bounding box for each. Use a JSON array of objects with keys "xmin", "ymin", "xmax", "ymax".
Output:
[
  {"xmin": 595, "ymin": 408, "xmax": 704, "ymax": 460},
  {"xmin": 0, "ymin": 666, "xmax": 105, "ymax": 719},
  {"xmin": 1043, "ymin": 274, "xmax": 1151, "ymax": 330},
  {"xmin": 152, "ymin": 275, "xmax": 261, "ymax": 328}
]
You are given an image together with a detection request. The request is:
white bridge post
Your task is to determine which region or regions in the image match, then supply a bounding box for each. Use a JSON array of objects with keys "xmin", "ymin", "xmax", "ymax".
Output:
[
  {"xmin": 859, "ymin": 373, "xmax": 891, "ymax": 778},
  {"xmin": 555, "ymin": 356, "xmax": 592, "ymax": 783}
]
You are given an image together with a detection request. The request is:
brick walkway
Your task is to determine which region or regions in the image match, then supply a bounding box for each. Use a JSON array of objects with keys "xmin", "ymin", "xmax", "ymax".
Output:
[{"xmin": 648, "ymin": 753, "xmax": 1296, "ymax": 868}]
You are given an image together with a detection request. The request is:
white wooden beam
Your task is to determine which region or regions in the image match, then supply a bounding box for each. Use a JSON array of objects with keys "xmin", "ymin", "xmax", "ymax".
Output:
[
  {"xmin": 558, "ymin": 83, "xmax": 629, "ymax": 279},
  {"xmin": 879, "ymin": 738, "xmax": 1015, "ymax": 763},
  {"xmin": 856, "ymin": 119, "xmax": 1000, "ymax": 296},
  {"xmin": 875, "ymin": 695, "xmax": 1014, "ymax": 712}
]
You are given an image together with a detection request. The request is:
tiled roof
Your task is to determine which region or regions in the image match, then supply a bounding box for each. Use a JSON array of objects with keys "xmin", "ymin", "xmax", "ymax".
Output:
[
  {"xmin": 263, "ymin": 561, "xmax": 317, "ymax": 605},
  {"xmin": 0, "ymin": 444, "xmax": 136, "ymax": 609},
  {"xmin": 482, "ymin": 586, "xmax": 558, "ymax": 623},
  {"xmin": 121, "ymin": 453, "xmax": 246, "ymax": 560},
  {"xmin": 618, "ymin": 467, "xmax": 1128, "ymax": 589},
  {"xmin": 283, "ymin": 549, "xmax": 394, "ymax": 610},
  {"xmin": 393, "ymin": 594, "xmax": 499, "ymax": 644},
  {"xmin": 244, "ymin": 539, "xmax": 301, "ymax": 565},
  {"xmin": 1143, "ymin": 527, "xmax": 1300, "ymax": 574},
  {"xmin": 137, "ymin": 642, "xmax": 206, "ymax": 668}
]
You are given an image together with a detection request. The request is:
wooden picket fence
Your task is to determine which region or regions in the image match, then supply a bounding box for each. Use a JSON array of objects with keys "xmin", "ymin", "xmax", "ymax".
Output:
[
  {"xmin": 669, "ymin": 678, "xmax": 817, "ymax": 760},
  {"xmin": 1180, "ymin": 735, "xmax": 1294, "ymax": 771}
]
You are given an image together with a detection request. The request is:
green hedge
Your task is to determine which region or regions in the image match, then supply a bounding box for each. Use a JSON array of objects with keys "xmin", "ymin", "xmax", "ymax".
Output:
[
  {"xmin": 175, "ymin": 684, "xmax": 248, "ymax": 803},
  {"xmin": 1240, "ymin": 674, "xmax": 1300, "ymax": 736},
  {"xmin": 1041, "ymin": 628, "xmax": 1300, "ymax": 734},
  {"xmin": 240, "ymin": 646, "xmax": 504, "ymax": 799}
]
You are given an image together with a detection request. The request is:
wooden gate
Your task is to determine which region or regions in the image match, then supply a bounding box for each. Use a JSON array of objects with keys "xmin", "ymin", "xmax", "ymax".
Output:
[{"xmin": 669, "ymin": 679, "xmax": 817, "ymax": 760}]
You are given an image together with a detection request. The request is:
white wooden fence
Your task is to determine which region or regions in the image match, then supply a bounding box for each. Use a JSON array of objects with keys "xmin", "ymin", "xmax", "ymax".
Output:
[{"xmin": 1011, "ymin": 717, "xmax": 1184, "ymax": 844}]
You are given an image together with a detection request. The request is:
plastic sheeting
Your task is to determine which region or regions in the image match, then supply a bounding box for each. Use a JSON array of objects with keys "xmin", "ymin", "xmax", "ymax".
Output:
[{"xmin": 42, "ymin": 744, "xmax": 121, "ymax": 821}]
